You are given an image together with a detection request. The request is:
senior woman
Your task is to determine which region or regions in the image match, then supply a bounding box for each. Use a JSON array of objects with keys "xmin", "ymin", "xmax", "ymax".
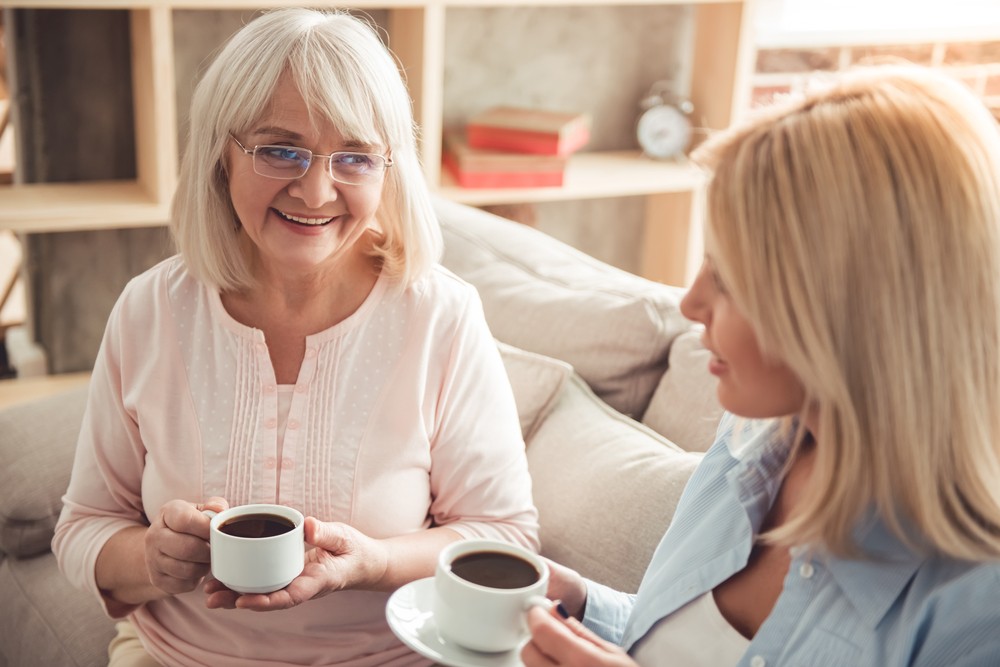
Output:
[{"xmin": 53, "ymin": 9, "xmax": 538, "ymax": 667}]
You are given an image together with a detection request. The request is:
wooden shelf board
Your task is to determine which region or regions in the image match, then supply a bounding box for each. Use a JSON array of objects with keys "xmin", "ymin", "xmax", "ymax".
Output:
[
  {"xmin": 1, "ymin": 1, "xmax": 428, "ymax": 7},
  {"xmin": 4, "ymin": 0, "xmax": 739, "ymax": 7},
  {"xmin": 437, "ymin": 150, "xmax": 704, "ymax": 206},
  {"xmin": 0, "ymin": 181, "xmax": 169, "ymax": 232},
  {"xmin": 445, "ymin": 0, "xmax": 732, "ymax": 6},
  {"xmin": 0, "ymin": 371, "xmax": 90, "ymax": 411}
]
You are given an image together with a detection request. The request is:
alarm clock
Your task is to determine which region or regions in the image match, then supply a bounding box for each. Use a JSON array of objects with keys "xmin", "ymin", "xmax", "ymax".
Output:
[{"xmin": 636, "ymin": 82, "xmax": 694, "ymax": 160}]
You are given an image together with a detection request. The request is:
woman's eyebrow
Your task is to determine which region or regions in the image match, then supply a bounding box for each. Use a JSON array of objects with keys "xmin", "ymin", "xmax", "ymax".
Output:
[
  {"xmin": 249, "ymin": 126, "xmax": 303, "ymax": 141},
  {"xmin": 248, "ymin": 126, "xmax": 371, "ymax": 150}
]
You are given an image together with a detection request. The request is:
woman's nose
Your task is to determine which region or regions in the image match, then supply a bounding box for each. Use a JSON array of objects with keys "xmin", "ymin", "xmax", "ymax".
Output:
[
  {"xmin": 680, "ymin": 265, "xmax": 709, "ymax": 323},
  {"xmin": 287, "ymin": 158, "xmax": 340, "ymax": 208}
]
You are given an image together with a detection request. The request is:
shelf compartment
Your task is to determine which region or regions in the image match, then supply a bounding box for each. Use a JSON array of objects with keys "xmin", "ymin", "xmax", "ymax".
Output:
[
  {"xmin": 436, "ymin": 150, "xmax": 704, "ymax": 205},
  {"xmin": 0, "ymin": 181, "xmax": 169, "ymax": 232},
  {"xmin": 0, "ymin": 7, "xmax": 176, "ymax": 233}
]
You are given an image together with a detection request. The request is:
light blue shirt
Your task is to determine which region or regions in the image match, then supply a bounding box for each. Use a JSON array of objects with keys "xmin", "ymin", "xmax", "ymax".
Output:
[{"xmin": 583, "ymin": 413, "xmax": 1000, "ymax": 666}]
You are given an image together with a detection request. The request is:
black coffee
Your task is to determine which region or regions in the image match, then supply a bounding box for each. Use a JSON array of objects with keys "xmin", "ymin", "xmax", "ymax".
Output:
[
  {"xmin": 449, "ymin": 551, "xmax": 540, "ymax": 590},
  {"xmin": 219, "ymin": 513, "xmax": 295, "ymax": 538}
]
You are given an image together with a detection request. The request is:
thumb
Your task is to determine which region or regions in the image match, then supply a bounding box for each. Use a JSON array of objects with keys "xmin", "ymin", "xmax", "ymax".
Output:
[
  {"xmin": 198, "ymin": 496, "xmax": 230, "ymax": 515},
  {"xmin": 304, "ymin": 517, "xmax": 349, "ymax": 554}
]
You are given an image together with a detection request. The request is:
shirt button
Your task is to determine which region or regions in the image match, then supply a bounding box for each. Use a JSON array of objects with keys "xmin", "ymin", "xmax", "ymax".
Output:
[
  {"xmin": 264, "ymin": 384, "xmax": 276, "ymax": 394},
  {"xmin": 800, "ymin": 562, "xmax": 815, "ymax": 579},
  {"xmin": 295, "ymin": 384, "xmax": 307, "ymax": 393},
  {"xmin": 281, "ymin": 457, "xmax": 294, "ymax": 470},
  {"xmin": 265, "ymin": 457, "xmax": 277, "ymax": 470},
  {"xmin": 305, "ymin": 348, "xmax": 317, "ymax": 359},
  {"xmin": 265, "ymin": 418, "xmax": 277, "ymax": 429},
  {"xmin": 750, "ymin": 656, "xmax": 766, "ymax": 667},
  {"xmin": 288, "ymin": 419, "xmax": 300, "ymax": 430}
]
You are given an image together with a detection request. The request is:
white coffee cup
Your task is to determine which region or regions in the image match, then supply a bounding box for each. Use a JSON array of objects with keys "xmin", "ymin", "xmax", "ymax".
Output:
[
  {"xmin": 434, "ymin": 539, "xmax": 550, "ymax": 653},
  {"xmin": 207, "ymin": 503, "xmax": 305, "ymax": 594}
]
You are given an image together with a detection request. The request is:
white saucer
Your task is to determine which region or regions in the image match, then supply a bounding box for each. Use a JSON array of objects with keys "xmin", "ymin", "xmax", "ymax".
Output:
[{"xmin": 386, "ymin": 577, "xmax": 526, "ymax": 667}]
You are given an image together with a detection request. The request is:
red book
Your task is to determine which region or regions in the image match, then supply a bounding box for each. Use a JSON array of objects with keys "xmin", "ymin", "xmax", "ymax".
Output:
[
  {"xmin": 443, "ymin": 131, "xmax": 567, "ymax": 189},
  {"xmin": 466, "ymin": 107, "xmax": 591, "ymax": 157}
]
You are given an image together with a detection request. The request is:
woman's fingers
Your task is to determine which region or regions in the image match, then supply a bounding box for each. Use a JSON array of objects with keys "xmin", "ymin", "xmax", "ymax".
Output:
[{"xmin": 523, "ymin": 606, "xmax": 635, "ymax": 667}]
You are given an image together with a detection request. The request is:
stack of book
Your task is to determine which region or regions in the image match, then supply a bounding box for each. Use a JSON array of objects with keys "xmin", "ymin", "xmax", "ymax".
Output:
[{"xmin": 443, "ymin": 106, "xmax": 591, "ymax": 189}]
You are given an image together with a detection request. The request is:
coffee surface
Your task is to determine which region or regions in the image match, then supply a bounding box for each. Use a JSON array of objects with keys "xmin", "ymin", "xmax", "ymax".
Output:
[
  {"xmin": 449, "ymin": 551, "xmax": 540, "ymax": 589},
  {"xmin": 219, "ymin": 513, "xmax": 295, "ymax": 538}
]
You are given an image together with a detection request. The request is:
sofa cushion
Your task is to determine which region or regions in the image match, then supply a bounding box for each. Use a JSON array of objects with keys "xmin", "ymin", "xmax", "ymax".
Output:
[
  {"xmin": 436, "ymin": 197, "xmax": 692, "ymax": 419},
  {"xmin": 498, "ymin": 341, "xmax": 573, "ymax": 442},
  {"xmin": 642, "ymin": 329, "xmax": 725, "ymax": 452},
  {"xmin": 0, "ymin": 553, "xmax": 114, "ymax": 667},
  {"xmin": 0, "ymin": 385, "xmax": 88, "ymax": 557},
  {"xmin": 525, "ymin": 373, "xmax": 702, "ymax": 594}
]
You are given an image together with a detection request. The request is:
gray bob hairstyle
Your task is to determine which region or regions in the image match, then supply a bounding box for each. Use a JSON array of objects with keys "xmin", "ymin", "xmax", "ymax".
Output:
[{"xmin": 171, "ymin": 8, "xmax": 441, "ymax": 291}]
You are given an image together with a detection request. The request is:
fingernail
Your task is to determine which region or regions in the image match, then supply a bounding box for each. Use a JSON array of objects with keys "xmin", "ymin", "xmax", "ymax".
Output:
[{"xmin": 555, "ymin": 601, "xmax": 570, "ymax": 619}]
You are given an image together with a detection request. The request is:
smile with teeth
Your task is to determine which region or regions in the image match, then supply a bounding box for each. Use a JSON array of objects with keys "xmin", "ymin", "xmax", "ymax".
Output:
[{"xmin": 274, "ymin": 209, "xmax": 335, "ymax": 226}]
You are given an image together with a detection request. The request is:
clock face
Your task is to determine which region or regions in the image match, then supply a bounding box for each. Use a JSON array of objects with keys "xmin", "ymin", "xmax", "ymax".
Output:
[{"xmin": 637, "ymin": 105, "xmax": 692, "ymax": 160}]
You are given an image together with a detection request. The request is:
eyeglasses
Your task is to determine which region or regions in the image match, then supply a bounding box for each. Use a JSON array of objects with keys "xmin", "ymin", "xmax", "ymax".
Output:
[{"xmin": 229, "ymin": 134, "xmax": 392, "ymax": 186}]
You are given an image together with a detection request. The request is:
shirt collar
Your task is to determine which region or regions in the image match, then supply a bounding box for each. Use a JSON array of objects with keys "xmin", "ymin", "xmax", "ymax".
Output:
[
  {"xmin": 726, "ymin": 414, "xmax": 927, "ymax": 627},
  {"xmin": 820, "ymin": 513, "xmax": 926, "ymax": 627}
]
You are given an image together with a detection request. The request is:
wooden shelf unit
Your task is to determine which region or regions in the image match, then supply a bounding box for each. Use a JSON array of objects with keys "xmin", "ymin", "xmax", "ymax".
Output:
[{"xmin": 0, "ymin": 0, "xmax": 754, "ymax": 286}]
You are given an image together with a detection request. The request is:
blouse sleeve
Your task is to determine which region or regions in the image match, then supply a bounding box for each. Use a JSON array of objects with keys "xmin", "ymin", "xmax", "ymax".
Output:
[
  {"xmin": 51, "ymin": 283, "xmax": 150, "ymax": 618},
  {"xmin": 423, "ymin": 286, "xmax": 540, "ymax": 551}
]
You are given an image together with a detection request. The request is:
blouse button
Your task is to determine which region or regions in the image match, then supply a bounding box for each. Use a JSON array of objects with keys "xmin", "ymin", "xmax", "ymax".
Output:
[
  {"xmin": 799, "ymin": 562, "xmax": 815, "ymax": 579},
  {"xmin": 305, "ymin": 347, "xmax": 318, "ymax": 359},
  {"xmin": 265, "ymin": 418, "xmax": 277, "ymax": 429},
  {"xmin": 750, "ymin": 657, "xmax": 766, "ymax": 667},
  {"xmin": 295, "ymin": 384, "xmax": 307, "ymax": 393},
  {"xmin": 264, "ymin": 457, "xmax": 277, "ymax": 470},
  {"xmin": 287, "ymin": 419, "xmax": 300, "ymax": 430},
  {"xmin": 264, "ymin": 384, "xmax": 276, "ymax": 394},
  {"xmin": 281, "ymin": 457, "xmax": 294, "ymax": 470}
]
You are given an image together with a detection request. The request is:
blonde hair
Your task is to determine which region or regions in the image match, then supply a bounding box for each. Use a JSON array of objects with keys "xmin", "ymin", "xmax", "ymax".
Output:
[
  {"xmin": 171, "ymin": 8, "xmax": 441, "ymax": 291},
  {"xmin": 693, "ymin": 66, "xmax": 1000, "ymax": 560}
]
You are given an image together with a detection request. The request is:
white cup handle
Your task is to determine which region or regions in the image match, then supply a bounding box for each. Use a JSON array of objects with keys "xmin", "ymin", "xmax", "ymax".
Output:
[
  {"xmin": 525, "ymin": 595, "xmax": 553, "ymax": 612},
  {"xmin": 202, "ymin": 509, "xmax": 218, "ymax": 519}
]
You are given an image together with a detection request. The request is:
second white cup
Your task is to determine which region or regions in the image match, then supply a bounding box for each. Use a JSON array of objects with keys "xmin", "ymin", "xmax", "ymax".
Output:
[
  {"xmin": 433, "ymin": 539, "xmax": 549, "ymax": 653},
  {"xmin": 208, "ymin": 503, "xmax": 304, "ymax": 594}
]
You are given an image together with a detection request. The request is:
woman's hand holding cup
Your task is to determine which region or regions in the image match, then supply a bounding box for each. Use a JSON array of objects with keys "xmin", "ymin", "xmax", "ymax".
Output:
[
  {"xmin": 145, "ymin": 497, "xmax": 229, "ymax": 596},
  {"xmin": 205, "ymin": 517, "xmax": 389, "ymax": 611}
]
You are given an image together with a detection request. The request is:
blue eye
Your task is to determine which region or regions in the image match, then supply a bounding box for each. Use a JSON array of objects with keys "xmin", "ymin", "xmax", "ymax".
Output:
[
  {"xmin": 333, "ymin": 153, "xmax": 376, "ymax": 171},
  {"xmin": 261, "ymin": 146, "xmax": 304, "ymax": 161},
  {"xmin": 257, "ymin": 146, "xmax": 311, "ymax": 171}
]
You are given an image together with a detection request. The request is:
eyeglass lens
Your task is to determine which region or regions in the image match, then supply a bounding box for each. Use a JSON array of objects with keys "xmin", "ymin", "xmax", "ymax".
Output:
[{"xmin": 253, "ymin": 145, "xmax": 387, "ymax": 184}]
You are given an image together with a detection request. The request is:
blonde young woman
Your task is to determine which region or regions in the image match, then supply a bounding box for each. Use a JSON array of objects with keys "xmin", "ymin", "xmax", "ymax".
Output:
[
  {"xmin": 523, "ymin": 66, "xmax": 1000, "ymax": 666},
  {"xmin": 53, "ymin": 9, "xmax": 538, "ymax": 667}
]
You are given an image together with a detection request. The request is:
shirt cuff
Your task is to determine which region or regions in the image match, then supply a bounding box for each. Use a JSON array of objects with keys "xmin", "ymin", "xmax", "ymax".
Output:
[{"xmin": 581, "ymin": 579, "xmax": 636, "ymax": 646}]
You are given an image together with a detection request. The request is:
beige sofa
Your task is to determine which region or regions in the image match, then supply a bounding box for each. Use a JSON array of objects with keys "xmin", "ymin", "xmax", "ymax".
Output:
[{"xmin": 0, "ymin": 198, "xmax": 723, "ymax": 667}]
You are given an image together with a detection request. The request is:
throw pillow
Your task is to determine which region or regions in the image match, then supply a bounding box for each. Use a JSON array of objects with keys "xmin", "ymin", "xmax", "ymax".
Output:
[
  {"xmin": 525, "ymin": 373, "xmax": 702, "ymax": 594},
  {"xmin": 0, "ymin": 385, "xmax": 88, "ymax": 558},
  {"xmin": 497, "ymin": 341, "xmax": 573, "ymax": 442},
  {"xmin": 642, "ymin": 329, "xmax": 724, "ymax": 452}
]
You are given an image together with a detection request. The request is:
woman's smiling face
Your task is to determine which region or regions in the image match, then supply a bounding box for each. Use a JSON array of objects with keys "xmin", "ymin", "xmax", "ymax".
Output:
[
  {"xmin": 225, "ymin": 73, "xmax": 386, "ymax": 277},
  {"xmin": 680, "ymin": 258, "xmax": 805, "ymax": 420}
]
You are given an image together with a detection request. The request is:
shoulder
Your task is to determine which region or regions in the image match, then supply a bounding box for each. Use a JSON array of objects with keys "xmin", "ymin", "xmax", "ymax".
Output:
[
  {"xmin": 118, "ymin": 255, "xmax": 190, "ymax": 300},
  {"xmin": 906, "ymin": 559, "xmax": 1000, "ymax": 665},
  {"xmin": 111, "ymin": 256, "xmax": 203, "ymax": 324},
  {"xmin": 398, "ymin": 263, "xmax": 481, "ymax": 317}
]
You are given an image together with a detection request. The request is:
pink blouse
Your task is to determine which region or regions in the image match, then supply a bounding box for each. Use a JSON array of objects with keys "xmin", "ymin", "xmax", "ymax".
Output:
[{"xmin": 53, "ymin": 256, "xmax": 539, "ymax": 666}]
